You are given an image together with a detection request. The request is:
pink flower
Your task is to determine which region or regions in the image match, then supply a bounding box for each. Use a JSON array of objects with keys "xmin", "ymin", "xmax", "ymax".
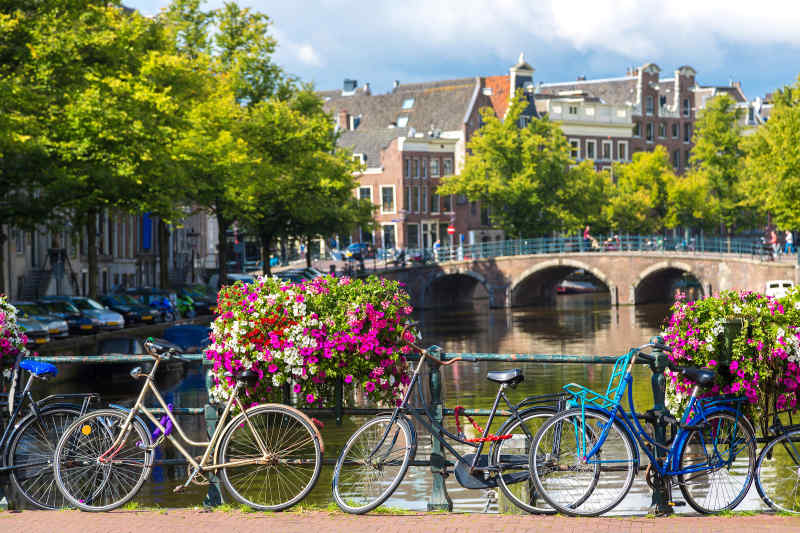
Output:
[
  {"xmin": 306, "ymin": 394, "xmax": 315, "ymax": 403},
  {"xmin": 293, "ymin": 383, "xmax": 302, "ymax": 394},
  {"xmin": 364, "ymin": 381, "xmax": 376, "ymax": 393},
  {"xmin": 268, "ymin": 363, "xmax": 278, "ymax": 373},
  {"xmin": 729, "ymin": 360, "xmax": 739, "ymax": 372},
  {"xmin": 344, "ymin": 375, "xmax": 353, "ymax": 384}
]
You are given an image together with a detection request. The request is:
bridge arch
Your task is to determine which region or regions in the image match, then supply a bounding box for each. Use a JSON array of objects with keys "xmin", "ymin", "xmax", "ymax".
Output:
[
  {"xmin": 632, "ymin": 260, "xmax": 707, "ymax": 304},
  {"xmin": 509, "ymin": 258, "xmax": 616, "ymax": 307},
  {"xmin": 421, "ymin": 270, "xmax": 490, "ymax": 308}
]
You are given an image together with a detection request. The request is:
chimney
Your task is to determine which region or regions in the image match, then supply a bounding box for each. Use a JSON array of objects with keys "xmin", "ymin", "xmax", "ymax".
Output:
[
  {"xmin": 338, "ymin": 110, "xmax": 350, "ymax": 131},
  {"xmin": 393, "ymin": 80, "xmax": 400, "ymax": 90},
  {"xmin": 363, "ymin": 82, "xmax": 371, "ymax": 95},
  {"xmin": 342, "ymin": 78, "xmax": 357, "ymax": 93},
  {"xmin": 577, "ymin": 75, "xmax": 586, "ymax": 81}
]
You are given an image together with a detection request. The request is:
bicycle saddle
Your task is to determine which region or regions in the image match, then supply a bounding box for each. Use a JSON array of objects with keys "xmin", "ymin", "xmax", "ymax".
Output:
[
  {"xmin": 224, "ymin": 369, "xmax": 259, "ymax": 386},
  {"xmin": 677, "ymin": 366, "xmax": 715, "ymax": 387},
  {"xmin": 19, "ymin": 359, "xmax": 58, "ymax": 378},
  {"xmin": 486, "ymin": 368, "xmax": 524, "ymax": 387}
]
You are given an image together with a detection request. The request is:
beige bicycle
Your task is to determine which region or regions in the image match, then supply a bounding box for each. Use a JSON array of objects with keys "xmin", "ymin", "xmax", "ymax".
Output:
[{"xmin": 52, "ymin": 338, "xmax": 323, "ymax": 511}]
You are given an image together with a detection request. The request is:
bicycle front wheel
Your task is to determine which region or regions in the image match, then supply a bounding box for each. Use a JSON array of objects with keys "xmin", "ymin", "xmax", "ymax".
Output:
[
  {"xmin": 491, "ymin": 407, "xmax": 556, "ymax": 514},
  {"xmin": 7, "ymin": 406, "xmax": 81, "ymax": 509},
  {"xmin": 53, "ymin": 409, "xmax": 153, "ymax": 511},
  {"xmin": 756, "ymin": 428, "xmax": 800, "ymax": 513},
  {"xmin": 332, "ymin": 414, "xmax": 414, "ymax": 514},
  {"xmin": 677, "ymin": 411, "xmax": 756, "ymax": 514},
  {"xmin": 218, "ymin": 405, "xmax": 322, "ymax": 511},
  {"xmin": 530, "ymin": 408, "xmax": 635, "ymax": 517}
]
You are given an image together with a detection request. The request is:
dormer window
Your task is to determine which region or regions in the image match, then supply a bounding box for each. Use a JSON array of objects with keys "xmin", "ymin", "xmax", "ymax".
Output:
[
  {"xmin": 568, "ymin": 106, "xmax": 578, "ymax": 115},
  {"xmin": 397, "ymin": 116, "xmax": 408, "ymax": 128},
  {"xmin": 402, "ymin": 98, "xmax": 415, "ymax": 109}
]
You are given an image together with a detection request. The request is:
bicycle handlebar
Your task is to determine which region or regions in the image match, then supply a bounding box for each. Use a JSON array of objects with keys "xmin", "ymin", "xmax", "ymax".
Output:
[
  {"xmin": 144, "ymin": 337, "xmax": 182, "ymax": 361},
  {"xmin": 397, "ymin": 323, "xmax": 464, "ymax": 367}
]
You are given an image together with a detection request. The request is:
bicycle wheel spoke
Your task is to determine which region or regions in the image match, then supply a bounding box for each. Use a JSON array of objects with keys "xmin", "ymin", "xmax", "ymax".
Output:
[{"xmin": 757, "ymin": 429, "xmax": 800, "ymax": 513}]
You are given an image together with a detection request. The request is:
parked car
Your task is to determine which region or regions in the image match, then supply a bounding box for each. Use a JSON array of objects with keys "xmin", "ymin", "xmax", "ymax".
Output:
[
  {"xmin": 766, "ymin": 280, "xmax": 794, "ymax": 299},
  {"xmin": 68, "ymin": 296, "xmax": 125, "ymax": 330},
  {"xmin": 174, "ymin": 286, "xmax": 217, "ymax": 315},
  {"xmin": 16, "ymin": 316, "xmax": 50, "ymax": 346},
  {"xmin": 11, "ymin": 301, "xmax": 69, "ymax": 339},
  {"xmin": 38, "ymin": 299, "xmax": 98, "ymax": 333},
  {"xmin": 208, "ymin": 272, "xmax": 255, "ymax": 289},
  {"xmin": 345, "ymin": 242, "xmax": 375, "ymax": 260},
  {"xmin": 124, "ymin": 288, "xmax": 178, "ymax": 322},
  {"xmin": 100, "ymin": 294, "xmax": 157, "ymax": 325}
]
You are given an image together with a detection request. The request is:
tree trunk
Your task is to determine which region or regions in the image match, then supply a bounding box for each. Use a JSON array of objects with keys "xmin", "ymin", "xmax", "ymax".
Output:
[
  {"xmin": 158, "ymin": 218, "xmax": 170, "ymax": 289},
  {"xmin": 86, "ymin": 210, "xmax": 98, "ymax": 299},
  {"xmin": 260, "ymin": 232, "xmax": 273, "ymax": 276},
  {"xmin": 0, "ymin": 230, "xmax": 6, "ymax": 295},
  {"xmin": 305, "ymin": 236, "xmax": 312, "ymax": 267},
  {"xmin": 279, "ymin": 237, "xmax": 287, "ymax": 265},
  {"xmin": 216, "ymin": 206, "xmax": 229, "ymax": 290}
]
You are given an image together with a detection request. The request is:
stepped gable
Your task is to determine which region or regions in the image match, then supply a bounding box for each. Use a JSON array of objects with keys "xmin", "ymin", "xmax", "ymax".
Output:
[{"xmin": 537, "ymin": 76, "xmax": 637, "ymax": 106}]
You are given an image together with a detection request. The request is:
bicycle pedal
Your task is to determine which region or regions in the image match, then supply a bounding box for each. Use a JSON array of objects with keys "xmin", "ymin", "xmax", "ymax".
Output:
[
  {"xmin": 669, "ymin": 500, "xmax": 686, "ymax": 507},
  {"xmin": 173, "ymin": 484, "xmax": 186, "ymax": 494}
]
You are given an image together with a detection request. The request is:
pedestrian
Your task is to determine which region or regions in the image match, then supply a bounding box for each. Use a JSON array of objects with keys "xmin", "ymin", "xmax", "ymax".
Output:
[
  {"xmin": 785, "ymin": 230, "xmax": 794, "ymax": 255},
  {"xmin": 767, "ymin": 227, "xmax": 778, "ymax": 260},
  {"xmin": 433, "ymin": 239, "xmax": 441, "ymax": 262},
  {"xmin": 582, "ymin": 225, "xmax": 597, "ymax": 251}
]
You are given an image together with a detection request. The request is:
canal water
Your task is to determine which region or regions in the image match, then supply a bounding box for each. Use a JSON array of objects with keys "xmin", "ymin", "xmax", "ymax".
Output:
[{"xmin": 29, "ymin": 294, "xmax": 766, "ymax": 514}]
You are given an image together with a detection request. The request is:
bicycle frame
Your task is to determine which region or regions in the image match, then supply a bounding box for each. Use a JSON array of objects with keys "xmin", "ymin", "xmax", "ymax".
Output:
[
  {"xmin": 103, "ymin": 356, "xmax": 270, "ymax": 475},
  {"xmin": 575, "ymin": 352, "xmax": 749, "ymax": 478}
]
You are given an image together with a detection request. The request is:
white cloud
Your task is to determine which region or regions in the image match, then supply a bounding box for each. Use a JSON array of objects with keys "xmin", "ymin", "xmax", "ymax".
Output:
[{"xmin": 296, "ymin": 43, "xmax": 322, "ymax": 66}]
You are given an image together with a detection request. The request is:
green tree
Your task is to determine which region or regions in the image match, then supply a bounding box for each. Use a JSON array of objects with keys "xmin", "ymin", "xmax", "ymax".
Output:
[
  {"xmin": 690, "ymin": 94, "xmax": 746, "ymax": 233},
  {"xmin": 604, "ymin": 146, "xmax": 672, "ymax": 234},
  {"xmin": 664, "ymin": 169, "xmax": 719, "ymax": 232},
  {"xmin": 743, "ymin": 78, "xmax": 800, "ymax": 231},
  {"xmin": 439, "ymin": 93, "xmax": 607, "ymax": 237}
]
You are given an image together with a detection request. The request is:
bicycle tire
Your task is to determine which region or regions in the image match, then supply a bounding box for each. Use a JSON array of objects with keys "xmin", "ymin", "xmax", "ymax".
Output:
[
  {"xmin": 676, "ymin": 411, "xmax": 756, "ymax": 514},
  {"xmin": 53, "ymin": 408, "xmax": 153, "ymax": 512},
  {"xmin": 332, "ymin": 414, "xmax": 414, "ymax": 514},
  {"xmin": 490, "ymin": 407, "xmax": 557, "ymax": 514},
  {"xmin": 755, "ymin": 427, "xmax": 800, "ymax": 513},
  {"xmin": 7, "ymin": 406, "xmax": 81, "ymax": 509},
  {"xmin": 530, "ymin": 408, "xmax": 636, "ymax": 517},
  {"xmin": 218, "ymin": 404, "xmax": 323, "ymax": 511}
]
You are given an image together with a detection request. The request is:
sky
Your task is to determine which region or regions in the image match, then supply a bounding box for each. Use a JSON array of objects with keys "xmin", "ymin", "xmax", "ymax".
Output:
[{"xmin": 126, "ymin": 0, "xmax": 800, "ymax": 100}]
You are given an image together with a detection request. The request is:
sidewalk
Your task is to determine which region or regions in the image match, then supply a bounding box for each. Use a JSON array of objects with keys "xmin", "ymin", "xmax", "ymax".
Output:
[{"xmin": 2, "ymin": 509, "xmax": 799, "ymax": 533}]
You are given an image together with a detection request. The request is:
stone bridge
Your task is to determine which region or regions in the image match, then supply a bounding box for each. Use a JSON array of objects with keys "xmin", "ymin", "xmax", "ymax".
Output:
[{"xmin": 380, "ymin": 252, "xmax": 798, "ymax": 308}]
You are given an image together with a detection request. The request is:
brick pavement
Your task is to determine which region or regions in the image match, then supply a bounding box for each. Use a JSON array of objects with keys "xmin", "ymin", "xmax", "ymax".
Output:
[{"xmin": 1, "ymin": 509, "xmax": 799, "ymax": 533}]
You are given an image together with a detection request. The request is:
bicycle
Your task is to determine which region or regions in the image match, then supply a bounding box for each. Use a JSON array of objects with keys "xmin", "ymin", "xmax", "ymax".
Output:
[
  {"xmin": 331, "ymin": 341, "xmax": 567, "ymax": 514},
  {"xmin": 0, "ymin": 359, "xmax": 97, "ymax": 509},
  {"xmin": 52, "ymin": 338, "xmax": 323, "ymax": 512},
  {"xmin": 530, "ymin": 342, "xmax": 757, "ymax": 516},
  {"xmin": 754, "ymin": 409, "xmax": 800, "ymax": 513}
]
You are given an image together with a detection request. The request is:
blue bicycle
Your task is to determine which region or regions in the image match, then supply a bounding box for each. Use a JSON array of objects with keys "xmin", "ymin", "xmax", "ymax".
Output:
[{"xmin": 529, "ymin": 342, "xmax": 757, "ymax": 516}]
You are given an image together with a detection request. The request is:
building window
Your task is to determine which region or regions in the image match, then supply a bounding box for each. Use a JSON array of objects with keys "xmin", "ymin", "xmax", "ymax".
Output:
[
  {"xmin": 381, "ymin": 186, "xmax": 395, "ymax": 213},
  {"xmin": 359, "ymin": 186, "xmax": 372, "ymax": 202},
  {"xmin": 684, "ymin": 123, "xmax": 691, "ymax": 142},
  {"xmin": 480, "ymin": 206, "xmax": 490, "ymax": 226},
  {"xmin": 406, "ymin": 223, "xmax": 419, "ymax": 248},
  {"xmin": 518, "ymin": 115, "xmax": 529, "ymax": 128},
  {"xmin": 658, "ymin": 122, "xmax": 666, "ymax": 138},
  {"xmin": 617, "ymin": 141, "xmax": 628, "ymax": 161},
  {"xmin": 413, "ymin": 185, "xmax": 420, "ymax": 212},
  {"xmin": 633, "ymin": 122, "xmax": 640, "ymax": 137},
  {"xmin": 646, "ymin": 123, "xmax": 653, "ymax": 142},
  {"xmin": 659, "ymin": 95, "xmax": 667, "ymax": 108},
  {"xmin": 470, "ymin": 201, "xmax": 477, "ymax": 216},
  {"xmin": 431, "ymin": 158, "xmax": 440, "ymax": 177},
  {"xmin": 402, "ymin": 97, "xmax": 414, "ymax": 109},
  {"xmin": 568, "ymin": 105, "xmax": 578, "ymax": 115},
  {"xmin": 405, "ymin": 186, "xmax": 411, "ymax": 211},
  {"xmin": 442, "ymin": 194, "xmax": 452, "ymax": 212},
  {"xmin": 682, "ymin": 98, "xmax": 691, "ymax": 117},
  {"xmin": 404, "ymin": 158, "xmax": 411, "ymax": 178},
  {"xmin": 673, "ymin": 150, "xmax": 680, "ymax": 169},
  {"xmin": 14, "ymin": 229, "xmax": 24, "ymax": 253},
  {"xmin": 413, "ymin": 159, "xmax": 419, "ymax": 178},
  {"xmin": 422, "ymin": 158, "xmax": 428, "ymax": 178},
  {"xmin": 382, "ymin": 225, "xmax": 396, "ymax": 248},
  {"xmin": 443, "ymin": 159, "xmax": 453, "ymax": 176},
  {"xmin": 397, "ymin": 115, "xmax": 408, "ymax": 127},
  {"xmin": 586, "ymin": 140, "xmax": 596, "ymax": 160},
  {"xmin": 646, "ymin": 95, "xmax": 654, "ymax": 115},
  {"xmin": 569, "ymin": 139, "xmax": 580, "ymax": 160},
  {"xmin": 601, "ymin": 141, "xmax": 612, "ymax": 161},
  {"xmin": 422, "ymin": 186, "xmax": 427, "ymax": 213},
  {"xmin": 672, "ymin": 123, "xmax": 679, "ymax": 138},
  {"xmin": 430, "ymin": 192, "xmax": 440, "ymax": 213}
]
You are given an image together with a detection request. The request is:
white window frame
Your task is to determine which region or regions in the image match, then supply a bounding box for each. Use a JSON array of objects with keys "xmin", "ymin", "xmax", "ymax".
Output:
[
  {"xmin": 422, "ymin": 158, "xmax": 428, "ymax": 178},
  {"xmin": 617, "ymin": 141, "xmax": 628, "ymax": 161},
  {"xmin": 358, "ymin": 185, "xmax": 372, "ymax": 203},
  {"xmin": 442, "ymin": 194, "xmax": 453, "ymax": 213},
  {"xmin": 658, "ymin": 122, "xmax": 666, "ymax": 138},
  {"xmin": 380, "ymin": 185, "xmax": 396, "ymax": 214},
  {"xmin": 413, "ymin": 158, "xmax": 419, "ymax": 178},
  {"xmin": 672, "ymin": 122, "xmax": 679, "ymax": 138},
  {"xmin": 430, "ymin": 191, "xmax": 440, "ymax": 213},
  {"xmin": 682, "ymin": 98, "xmax": 691, "ymax": 117},
  {"xmin": 422, "ymin": 186, "xmax": 428, "ymax": 213},
  {"xmin": 430, "ymin": 158, "xmax": 440, "ymax": 177},
  {"xmin": 443, "ymin": 158, "xmax": 453, "ymax": 176},
  {"xmin": 601, "ymin": 140, "xmax": 612, "ymax": 161},
  {"xmin": 381, "ymin": 223, "xmax": 397, "ymax": 249},
  {"xmin": 568, "ymin": 138, "xmax": 580, "ymax": 160},
  {"xmin": 568, "ymin": 105, "xmax": 578, "ymax": 115},
  {"xmin": 646, "ymin": 95, "xmax": 654, "ymax": 115},
  {"xmin": 586, "ymin": 140, "xmax": 596, "ymax": 160}
]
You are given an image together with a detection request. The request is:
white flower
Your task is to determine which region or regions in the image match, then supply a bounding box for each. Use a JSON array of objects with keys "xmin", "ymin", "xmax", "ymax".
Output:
[
  {"xmin": 706, "ymin": 344, "xmax": 714, "ymax": 352},
  {"xmin": 732, "ymin": 305, "xmax": 742, "ymax": 314}
]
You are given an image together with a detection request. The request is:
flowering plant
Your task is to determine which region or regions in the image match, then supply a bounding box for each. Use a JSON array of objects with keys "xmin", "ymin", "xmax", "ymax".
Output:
[
  {"xmin": 204, "ymin": 275, "xmax": 416, "ymax": 408},
  {"xmin": 663, "ymin": 288, "xmax": 800, "ymax": 433},
  {"xmin": 1, "ymin": 294, "xmax": 32, "ymax": 382}
]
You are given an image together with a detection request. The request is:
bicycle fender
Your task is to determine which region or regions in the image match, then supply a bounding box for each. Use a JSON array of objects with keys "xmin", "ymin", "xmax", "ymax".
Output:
[{"xmin": 668, "ymin": 405, "xmax": 750, "ymax": 472}]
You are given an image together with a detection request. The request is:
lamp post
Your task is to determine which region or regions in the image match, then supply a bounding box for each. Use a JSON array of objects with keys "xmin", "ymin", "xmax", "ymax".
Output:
[{"xmin": 187, "ymin": 228, "xmax": 200, "ymax": 284}]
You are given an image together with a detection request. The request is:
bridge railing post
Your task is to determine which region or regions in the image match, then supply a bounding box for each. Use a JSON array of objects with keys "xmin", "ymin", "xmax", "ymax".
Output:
[
  {"xmin": 647, "ymin": 335, "xmax": 673, "ymax": 516},
  {"xmin": 202, "ymin": 357, "xmax": 223, "ymax": 507},
  {"xmin": 426, "ymin": 347, "xmax": 453, "ymax": 512}
]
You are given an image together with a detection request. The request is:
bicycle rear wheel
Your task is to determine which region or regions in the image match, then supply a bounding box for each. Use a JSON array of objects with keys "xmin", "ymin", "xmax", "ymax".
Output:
[
  {"xmin": 491, "ymin": 407, "xmax": 556, "ymax": 514},
  {"xmin": 756, "ymin": 428, "xmax": 800, "ymax": 513},
  {"xmin": 677, "ymin": 411, "xmax": 756, "ymax": 514},
  {"xmin": 7, "ymin": 406, "xmax": 81, "ymax": 509},
  {"xmin": 530, "ymin": 408, "xmax": 635, "ymax": 517},
  {"xmin": 218, "ymin": 405, "xmax": 322, "ymax": 511},
  {"xmin": 53, "ymin": 409, "xmax": 153, "ymax": 511},
  {"xmin": 332, "ymin": 414, "xmax": 414, "ymax": 514}
]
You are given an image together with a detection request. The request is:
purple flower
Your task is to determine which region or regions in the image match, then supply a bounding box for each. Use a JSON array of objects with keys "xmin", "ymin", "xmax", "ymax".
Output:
[
  {"xmin": 364, "ymin": 381, "xmax": 376, "ymax": 393},
  {"xmin": 344, "ymin": 375, "xmax": 353, "ymax": 384},
  {"xmin": 293, "ymin": 383, "xmax": 302, "ymax": 394},
  {"xmin": 306, "ymin": 393, "xmax": 315, "ymax": 404},
  {"xmin": 268, "ymin": 363, "xmax": 278, "ymax": 373}
]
